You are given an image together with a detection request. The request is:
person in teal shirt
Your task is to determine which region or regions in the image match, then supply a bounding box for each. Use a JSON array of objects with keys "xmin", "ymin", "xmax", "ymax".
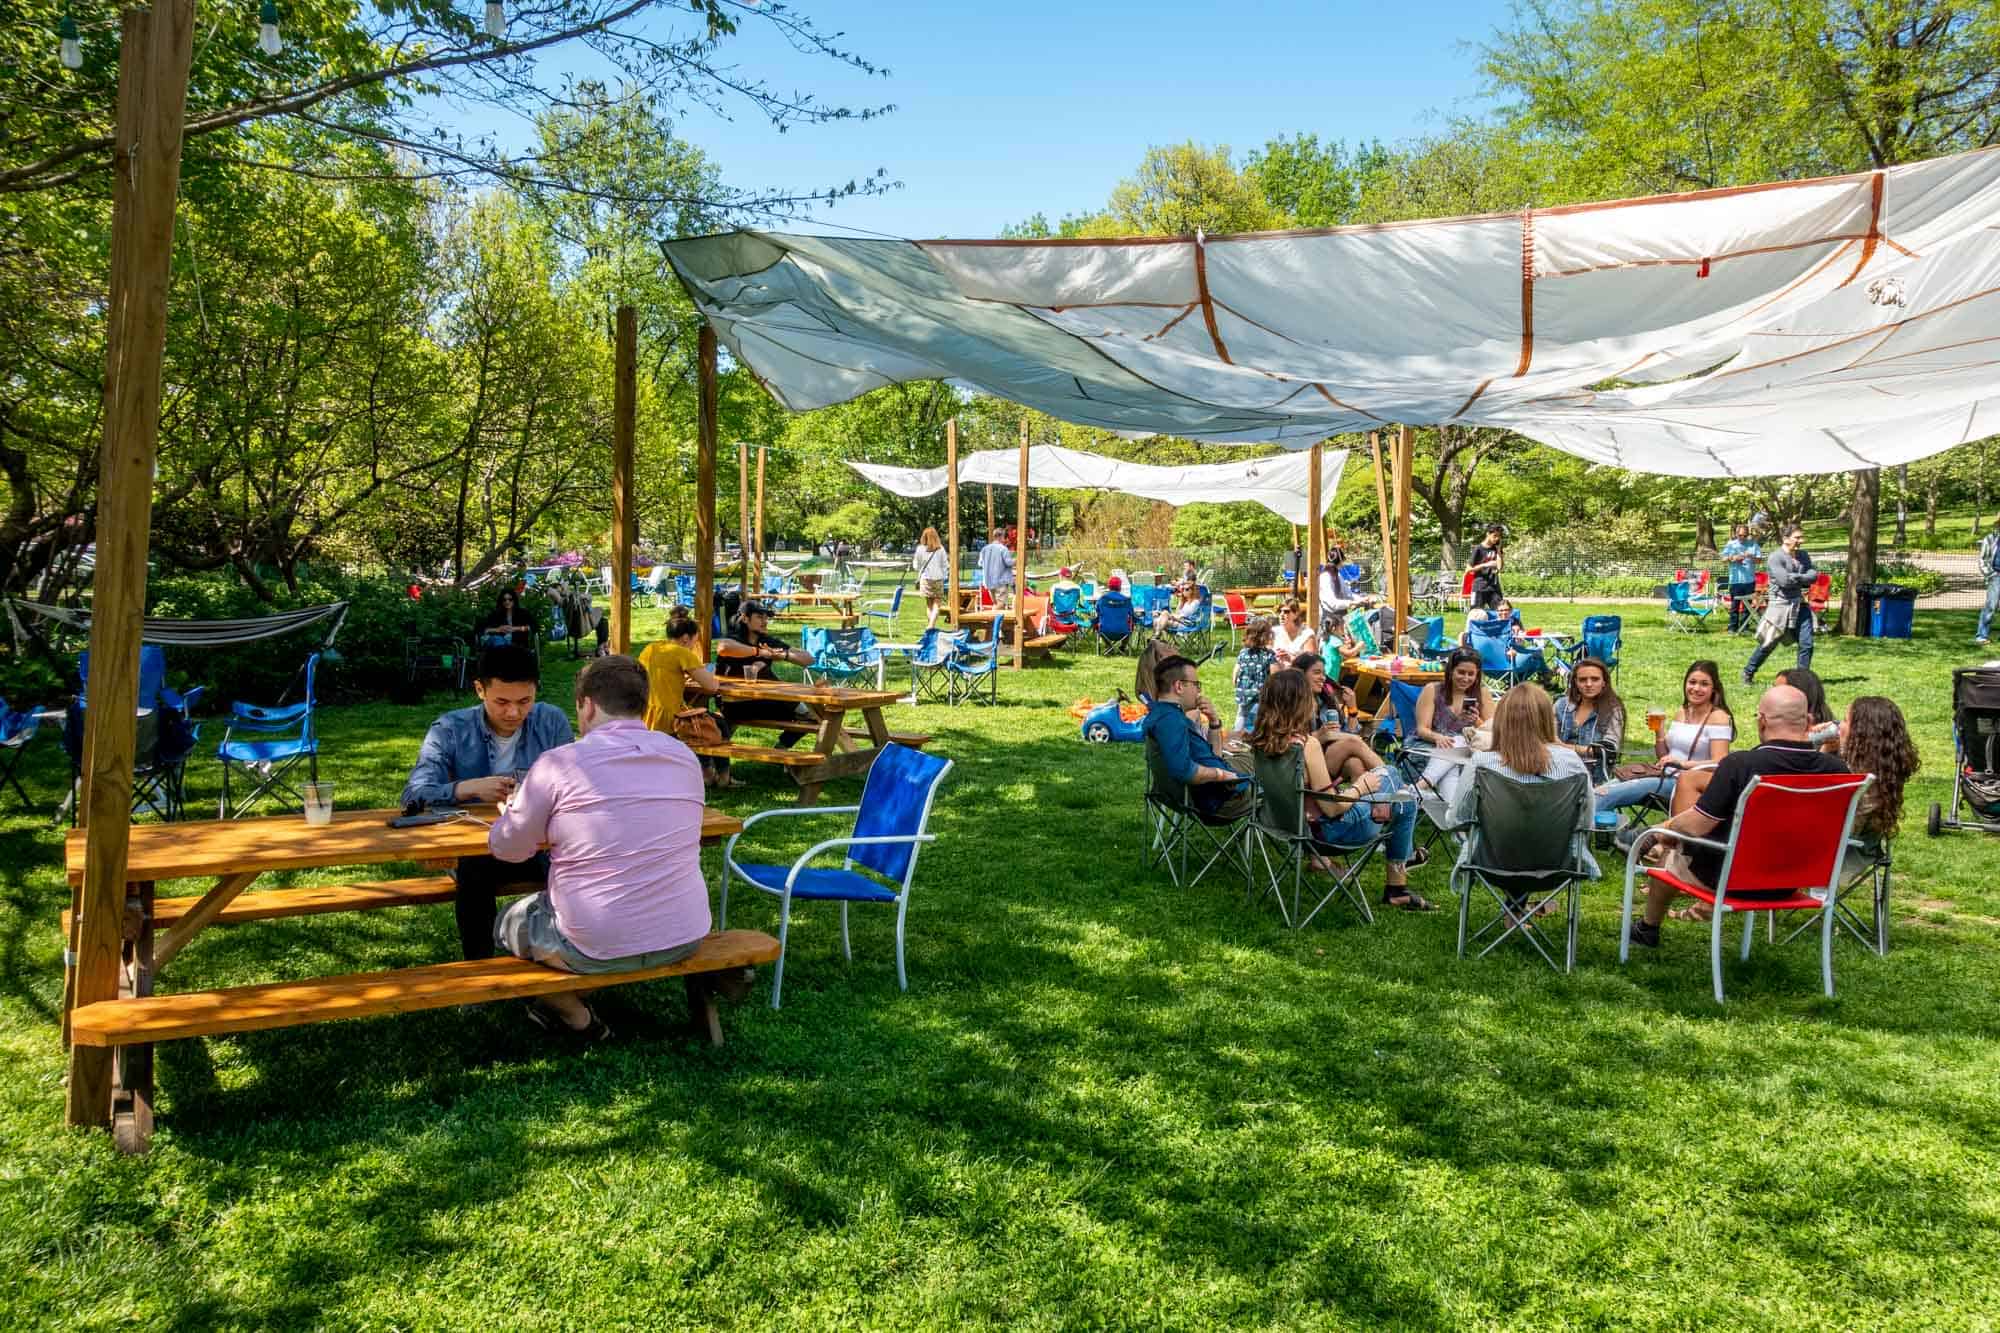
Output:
[{"xmin": 1721, "ymin": 522, "xmax": 1762, "ymax": 632}]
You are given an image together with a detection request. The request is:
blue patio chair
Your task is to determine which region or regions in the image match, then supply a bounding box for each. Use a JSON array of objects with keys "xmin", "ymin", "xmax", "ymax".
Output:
[
  {"xmin": 1561, "ymin": 614, "xmax": 1624, "ymax": 680},
  {"xmin": 721, "ymin": 743, "xmax": 953, "ymax": 1007},
  {"xmin": 0, "ymin": 698, "xmax": 45, "ymax": 811},
  {"xmin": 1158, "ymin": 588, "xmax": 1215, "ymax": 658},
  {"xmin": 810, "ymin": 627, "xmax": 884, "ymax": 689},
  {"xmin": 908, "ymin": 627, "xmax": 955, "ymax": 704},
  {"xmin": 1467, "ymin": 617, "xmax": 1541, "ymax": 689},
  {"xmin": 1093, "ymin": 592, "xmax": 1136, "ymax": 655},
  {"xmin": 864, "ymin": 582, "xmax": 905, "ymax": 629},
  {"xmin": 217, "ymin": 652, "xmax": 322, "ymax": 818},
  {"xmin": 1666, "ymin": 580, "xmax": 1714, "ymax": 633},
  {"xmin": 945, "ymin": 635, "xmax": 999, "ymax": 705}
]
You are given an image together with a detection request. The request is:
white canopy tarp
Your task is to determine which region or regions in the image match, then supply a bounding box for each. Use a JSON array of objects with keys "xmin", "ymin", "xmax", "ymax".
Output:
[
  {"xmin": 848, "ymin": 443, "xmax": 1346, "ymax": 525},
  {"xmin": 663, "ymin": 146, "xmax": 2000, "ymax": 477}
]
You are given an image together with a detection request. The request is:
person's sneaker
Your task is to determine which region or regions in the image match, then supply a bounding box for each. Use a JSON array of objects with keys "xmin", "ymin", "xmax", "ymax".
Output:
[
  {"xmin": 1613, "ymin": 824, "xmax": 1642, "ymax": 854},
  {"xmin": 1977, "ymin": 638, "xmax": 1992, "ymax": 647},
  {"xmin": 1740, "ymin": 670, "xmax": 1755, "ymax": 685},
  {"xmin": 1628, "ymin": 920, "xmax": 1661, "ymax": 950},
  {"xmin": 526, "ymin": 998, "xmax": 613, "ymax": 1043}
]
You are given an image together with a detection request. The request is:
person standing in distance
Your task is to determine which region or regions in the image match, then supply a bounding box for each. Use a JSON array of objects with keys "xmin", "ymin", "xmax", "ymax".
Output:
[
  {"xmin": 1721, "ymin": 522, "xmax": 1762, "ymax": 634},
  {"xmin": 1743, "ymin": 524, "xmax": 1818, "ymax": 684},
  {"xmin": 976, "ymin": 527, "xmax": 1015, "ymax": 607},
  {"xmin": 1975, "ymin": 515, "xmax": 2000, "ymax": 647},
  {"xmin": 1467, "ymin": 524, "xmax": 1506, "ymax": 612}
]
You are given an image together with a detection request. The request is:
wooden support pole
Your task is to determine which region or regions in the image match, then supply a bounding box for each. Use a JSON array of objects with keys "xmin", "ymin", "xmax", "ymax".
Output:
[
  {"xmin": 1014, "ymin": 419, "xmax": 1029, "ymax": 670},
  {"xmin": 753, "ymin": 445, "xmax": 767, "ymax": 601},
  {"xmin": 946, "ymin": 417, "xmax": 961, "ymax": 629},
  {"xmin": 737, "ymin": 442, "xmax": 750, "ymax": 596},
  {"xmin": 1393, "ymin": 425, "xmax": 1415, "ymax": 643},
  {"xmin": 610, "ymin": 305, "xmax": 637, "ymax": 654},
  {"xmin": 695, "ymin": 325, "xmax": 718, "ymax": 658},
  {"xmin": 1370, "ymin": 431, "xmax": 1393, "ymax": 603},
  {"xmin": 1306, "ymin": 441, "xmax": 1325, "ymax": 632},
  {"xmin": 1290, "ymin": 524, "xmax": 1301, "ymax": 600},
  {"xmin": 986, "ymin": 483, "xmax": 995, "ymax": 535},
  {"xmin": 68, "ymin": 0, "xmax": 196, "ymax": 1129}
]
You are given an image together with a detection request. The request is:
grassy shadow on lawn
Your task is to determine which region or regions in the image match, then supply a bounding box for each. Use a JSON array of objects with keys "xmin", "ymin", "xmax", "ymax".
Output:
[{"xmin": 3, "ymin": 602, "xmax": 2000, "ymax": 1326}]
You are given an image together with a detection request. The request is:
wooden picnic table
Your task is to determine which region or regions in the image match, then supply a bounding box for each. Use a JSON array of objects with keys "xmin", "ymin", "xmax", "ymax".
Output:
[
  {"xmin": 1349, "ymin": 660, "xmax": 1446, "ymax": 720},
  {"xmin": 705, "ymin": 679, "xmax": 913, "ymax": 805},
  {"xmin": 1226, "ymin": 585, "xmax": 1298, "ymax": 602},
  {"xmin": 62, "ymin": 804, "xmax": 744, "ymax": 1148}
]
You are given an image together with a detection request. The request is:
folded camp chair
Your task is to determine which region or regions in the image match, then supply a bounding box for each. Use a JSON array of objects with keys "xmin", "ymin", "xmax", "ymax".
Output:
[
  {"xmin": 945, "ymin": 636, "xmax": 999, "ymax": 705},
  {"xmin": 0, "ymin": 699, "xmax": 44, "ymax": 811},
  {"xmin": 1245, "ymin": 745, "xmax": 1368, "ymax": 926},
  {"xmin": 1619, "ymin": 772, "xmax": 1873, "ymax": 1002},
  {"xmin": 1143, "ymin": 732, "xmax": 1251, "ymax": 890},
  {"xmin": 907, "ymin": 627, "xmax": 955, "ymax": 704},
  {"xmin": 1665, "ymin": 580, "xmax": 1714, "ymax": 632},
  {"xmin": 1093, "ymin": 592, "xmax": 1137, "ymax": 655},
  {"xmin": 1450, "ymin": 767, "xmax": 1596, "ymax": 972},
  {"xmin": 721, "ymin": 743, "xmax": 952, "ymax": 1008},
  {"xmin": 217, "ymin": 652, "xmax": 323, "ymax": 819}
]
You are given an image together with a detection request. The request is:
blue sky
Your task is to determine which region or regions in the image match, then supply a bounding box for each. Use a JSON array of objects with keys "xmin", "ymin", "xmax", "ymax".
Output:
[{"xmin": 470, "ymin": 0, "xmax": 1516, "ymax": 238}]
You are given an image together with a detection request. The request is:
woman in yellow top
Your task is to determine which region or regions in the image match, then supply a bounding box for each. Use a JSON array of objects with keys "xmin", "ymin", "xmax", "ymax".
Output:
[{"xmin": 637, "ymin": 613, "xmax": 730, "ymax": 783}]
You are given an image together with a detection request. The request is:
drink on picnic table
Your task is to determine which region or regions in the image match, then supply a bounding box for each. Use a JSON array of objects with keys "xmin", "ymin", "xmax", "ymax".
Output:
[
  {"xmin": 1646, "ymin": 707, "xmax": 1667, "ymax": 735},
  {"xmin": 303, "ymin": 782, "xmax": 334, "ymax": 826}
]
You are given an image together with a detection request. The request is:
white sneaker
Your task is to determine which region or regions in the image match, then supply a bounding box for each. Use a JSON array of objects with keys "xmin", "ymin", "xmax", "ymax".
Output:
[{"xmin": 1978, "ymin": 638, "xmax": 1992, "ymax": 646}]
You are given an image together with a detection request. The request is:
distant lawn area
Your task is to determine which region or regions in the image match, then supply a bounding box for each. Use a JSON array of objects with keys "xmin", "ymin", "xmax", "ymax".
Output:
[{"xmin": 4, "ymin": 599, "xmax": 1999, "ymax": 1326}]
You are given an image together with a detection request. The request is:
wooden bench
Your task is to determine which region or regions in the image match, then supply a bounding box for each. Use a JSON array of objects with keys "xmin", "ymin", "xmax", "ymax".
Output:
[
  {"xmin": 767, "ymin": 720, "xmax": 932, "ymax": 747},
  {"xmin": 1021, "ymin": 632, "xmax": 1070, "ymax": 661},
  {"xmin": 68, "ymin": 929, "xmax": 782, "ymax": 1050},
  {"xmin": 685, "ymin": 740, "xmax": 826, "ymax": 768},
  {"xmin": 60, "ymin": 875, "xmax": 518, "ymax": 935}
]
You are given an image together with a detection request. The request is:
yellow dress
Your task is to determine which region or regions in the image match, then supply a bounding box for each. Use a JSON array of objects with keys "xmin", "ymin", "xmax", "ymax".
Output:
[{"xmin": 638, "ymin": 640, "xmax": 707, "ymax": 731}]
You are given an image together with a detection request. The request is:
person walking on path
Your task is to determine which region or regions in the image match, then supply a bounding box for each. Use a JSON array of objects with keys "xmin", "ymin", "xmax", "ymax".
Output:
[
  {"xmin": 912, "ymin": 527, "xmax": 951, "ymax": 628},
  {"xmin": 1721, "ymin": 523, "xmax": 1762, "ymax": 633},
  {"xmin": 1743, "ymin": 525, "xmax": 1818, "ymax": 684},
  {"xmin": 1976, "ymin": 516, "xmax": 2000, "ymax": 647}
]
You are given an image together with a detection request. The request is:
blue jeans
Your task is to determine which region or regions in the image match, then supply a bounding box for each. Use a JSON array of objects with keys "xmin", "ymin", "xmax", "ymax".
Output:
[
  {"xmin": 1744, "ymin": 601, "xmax": 1814, "ymax": 679},
  {"xmin": 1312, "ymin": 772, "xmax": 1417, "ymax": 863},
  {"xmin": 1728, "ymin": 581, "xmax": 1755, "ymax": 631},
  {"xmin": 1978, "ymin": 574, "xmax": 2000, "ymax": 640},
  {"xmin": 1597, "ymin": 774, "xmax": 1673, "ymax": 815}
]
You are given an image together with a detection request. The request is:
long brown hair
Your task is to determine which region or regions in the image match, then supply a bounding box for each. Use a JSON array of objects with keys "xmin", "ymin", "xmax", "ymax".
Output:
[
  {"xmin": 1566, "ymin": 656, "xmax": 1623, "ymax": 719},
  {"xmin": 1250, "ymin": 669, "xmax": 1315, "ymax": 756},
  {"xmin": 1242, "ymin": 616, "xmax": 1275, "ymax": 651},
  {"xmin": 1843, "ymin": 696, "xmax": 1920, "ymax": 838},
  {"xmin": 1492, "ymin": 684, "xmax": 1556, "ymax": 776}
]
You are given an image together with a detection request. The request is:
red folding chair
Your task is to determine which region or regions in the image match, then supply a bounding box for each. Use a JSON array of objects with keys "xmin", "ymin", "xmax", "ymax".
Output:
[
  {"xmin": 1222, "ymin": 592, "xmax": 1251, "ymax": 641},
  {"xmin": 1458, "ymin": 569, "xmax": 1476, "ymax": 610},
  {"xmin": 1619, "ymin": 772, "xmax": 1872, "ymax": 1001},
  {"xmin": 1807, "ymin": 572, "xmax": 1832, "ymax": 625}
]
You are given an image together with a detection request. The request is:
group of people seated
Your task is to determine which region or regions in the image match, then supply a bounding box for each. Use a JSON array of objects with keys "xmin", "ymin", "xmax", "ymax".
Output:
[{"xmin": 1139, "ymin": 632, "xmax": 1923, "ymax": 941}]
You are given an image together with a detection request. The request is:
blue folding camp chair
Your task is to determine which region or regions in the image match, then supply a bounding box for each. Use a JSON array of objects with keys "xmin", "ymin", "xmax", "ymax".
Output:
[
  {"xmin": 809, "ymin": 627, "xmax": 884, "ymax": 689},
  {"xmin": 1563, "ymin": 614, "xmax": 1623, "ymax": 680},
  {"xmin": 217, "ymin": 652, "xmax": 322, "ymax": 818},
  {"xmin": 0, "ymin": 698, "xmax": 44, "ymax": 811},
  {"xmin": 1048, "ymin": 584, "xmax": 1085, "ymax": 636},
  {"xmin": 1158, "ymin": 588, "xmax": 1215, "ymax": 658},
  {"xmin": 1407, "ymin": 615, "xmax": 1448, "ymax": 656},
  {"xmin": 907, "ymin": 627, "xmax": 955, "ymax": 704},
  {"xmin": 1093, "ymin": 591, "xmax": 1137, "ymax": 655},
  {"xmin": 1666, "ymin": 580, "xmax": 1714, "ymax": 632},
  {"xmin": 65, "ymin": 646, "xmax": 204, "ymax": 823},
  {"xmin": 945, "ymin": 635, "xmax": 999, "ymax": 705},
  {"xmin": 1467, "ymin": 617, "xmax": 1539, "ymax": 689},
  {"xmin": 721, "ymin": 743, "xmax": 953, "ymax": 1007}
]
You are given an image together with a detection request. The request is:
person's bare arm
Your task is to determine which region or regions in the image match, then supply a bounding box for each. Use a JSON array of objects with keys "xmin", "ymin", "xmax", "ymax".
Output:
[
  {"xmin": 1704, "ymin": 711, "xmax": 1733, "ymax": 762},
  {"xmin": 1414, "ymin": 684, "xmax": 1449, "ymax": 746}
]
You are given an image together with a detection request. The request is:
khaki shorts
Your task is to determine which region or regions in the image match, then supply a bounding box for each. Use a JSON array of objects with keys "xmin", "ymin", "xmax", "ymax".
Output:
[
  {"xmin": 495, "ymin": 891, "xmax": 701, "ymax": 975},
  {"xmin": 919, "ymin": 577, "xmax": 946, "ymax": 598}
]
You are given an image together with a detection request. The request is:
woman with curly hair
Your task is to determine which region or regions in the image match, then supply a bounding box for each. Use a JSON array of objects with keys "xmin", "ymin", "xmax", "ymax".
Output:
[{"xmin": 1840, "ymin": 695, "xmax": 1921, "ymax": 852}]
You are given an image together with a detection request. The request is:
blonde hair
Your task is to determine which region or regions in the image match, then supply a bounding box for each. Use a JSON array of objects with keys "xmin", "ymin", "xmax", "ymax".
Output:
[
  {"xmin": 1492, "ymin": 684, "xmax": 1556, "ymax": 776},
  {"xmin": 920, "ymin": 527, "xmax": 941, "ymax": 551}
]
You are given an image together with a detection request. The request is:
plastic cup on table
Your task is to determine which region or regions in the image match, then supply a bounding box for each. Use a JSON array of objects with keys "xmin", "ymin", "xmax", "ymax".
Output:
[{"xmin": 303, "ymin": 782, "xmax": 334, "ymax": 826}]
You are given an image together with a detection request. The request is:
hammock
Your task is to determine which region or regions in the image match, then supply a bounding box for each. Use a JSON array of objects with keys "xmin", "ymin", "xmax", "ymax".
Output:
[{"xmin": 6, "ymin": 598, "xmax": 349, "ymax": 649}]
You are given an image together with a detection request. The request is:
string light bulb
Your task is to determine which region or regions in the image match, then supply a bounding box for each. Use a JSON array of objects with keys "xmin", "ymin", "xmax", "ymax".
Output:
[
  {"xmin": 484, "ymin": 1, "xmax": 505, "ymax": 39},
  {"xmin": 258, "ymin": 0, "xmax": 281, "ymax": 55},
  {"xmin": 59, "ymin": 13, "xmax": 82, "ymax": 69}
]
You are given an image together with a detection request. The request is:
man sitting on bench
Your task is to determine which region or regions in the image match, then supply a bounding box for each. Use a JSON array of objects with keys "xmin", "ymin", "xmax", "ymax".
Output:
[
  {"xmin": 403, "ymin": 644, "xmax": 573, "ymax": 959},
  {"xmin": 488, "ymin": 655, "xmax": 712, "ymax": 1041}
]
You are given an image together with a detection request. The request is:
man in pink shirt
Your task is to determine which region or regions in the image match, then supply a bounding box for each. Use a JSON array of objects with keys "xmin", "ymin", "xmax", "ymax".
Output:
[{"xmin": 489, "ymin": 655, "xmax": 712, "ymax": 1040}]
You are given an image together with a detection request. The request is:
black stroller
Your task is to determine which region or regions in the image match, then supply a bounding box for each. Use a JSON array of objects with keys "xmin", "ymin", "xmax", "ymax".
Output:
[{"xmin": 1929, "ymin": 666, "xmax": 2000, "ymax": 836}]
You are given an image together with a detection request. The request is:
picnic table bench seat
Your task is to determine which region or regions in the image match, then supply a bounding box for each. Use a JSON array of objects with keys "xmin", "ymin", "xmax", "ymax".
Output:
[
  {"xmin": 686, "ymin": 740, "xmax": 827, "ymax": 768},
  {"xmin": 68, "ymin": 929, "xmax": 782, "ymax": 1048},
  {"xmin": 60, "ymin": 875, "xmax": 547, "ymax": 935},
  {"xmin": 765, "ymin": 720, "xmax": 932, "ymax": 747}
]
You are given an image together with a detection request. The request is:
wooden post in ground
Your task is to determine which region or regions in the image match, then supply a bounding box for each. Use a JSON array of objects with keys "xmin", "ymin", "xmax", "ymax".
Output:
[
  {"xmin": 737, "ymin": 442, "xmax": 750, "ymax": 599},
  {"xmin": 986, "ymin": 484, "xmax": 995, "ymax": 537},
  {"xmin": 67, "ymin": 0, "xmax": 196, "ymax": 1130},
  {"xmin": 1306, "ymin": 441, "xmax": 1325, "ymax": 631},
  {"xmin": 946, "ymin": 417, "xmax": 961, "ymax": 629},
  {"xmin": 1370, "ymin": 431, "xmax": 1393, "ymax": 609},
  {"xmin": 610, "ymin": 305, "xmax": 636, "ymax": 654},
  {"xmin": 1290, "ymin": 524, "xmax": 1301, "ymax": 600},
  {"xmin": 1014, "ymin": 419, "xmax": 1029, "ymax": 669},
  {"xmin": 695, "ymin": 325, "xmax": 718, "ymax": 658},
  {"xmin": 753, "ymin": 445, "xmax": 767, "ymax": 602},
  {"xmin": 1393, "ymin": 425, "xmax": 1415, "ymax": 643}
]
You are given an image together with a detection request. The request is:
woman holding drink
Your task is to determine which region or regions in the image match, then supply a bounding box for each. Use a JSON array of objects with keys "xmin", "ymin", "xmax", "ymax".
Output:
[
  {"xmin": 1412, "ymin": 647, "xmax": 1496, "ymax": 803},
  {"xmin": 1595, "ymin": 659, "xmax": 1734, "ymax": 821}
]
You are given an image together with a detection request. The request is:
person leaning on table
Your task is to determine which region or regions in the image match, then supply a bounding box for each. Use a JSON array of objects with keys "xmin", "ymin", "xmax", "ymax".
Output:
[
  {"xmin": 402, "ymin": 643, "xmax": 573, "ymax": 960},
  {"xmin": 488, "ymin": 655, "xmax": 712, "ymax": 1042}
]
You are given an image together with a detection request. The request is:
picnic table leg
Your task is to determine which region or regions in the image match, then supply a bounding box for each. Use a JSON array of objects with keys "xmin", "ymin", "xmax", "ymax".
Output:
[
  {"xmin": 112, "ymin": 879, "xmax": 155, "ymax": 1154},
  {"xmin": 684, "ymin": 974, "xmax": 725, "ymax": 1047},
  {"xmin": 789, "ymin": 709, "xmax": 847, "ymax": 808},
  {"xmin": 859, "ymin": 706, "xmax": 893, "ymax": 749}
]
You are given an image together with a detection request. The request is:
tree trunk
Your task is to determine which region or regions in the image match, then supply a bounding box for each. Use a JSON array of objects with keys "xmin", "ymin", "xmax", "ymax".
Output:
[
  {"xmin": 1838, "ymin": 469, "xmax": 1879, "ymax": 637},
  {"xmin": 1695, "ymin": 514, "xmax": 1717, "ymax": 558},
  {"xmin": 1893, "ymin": 463, "xmax": 1908, "ymax": 547}
]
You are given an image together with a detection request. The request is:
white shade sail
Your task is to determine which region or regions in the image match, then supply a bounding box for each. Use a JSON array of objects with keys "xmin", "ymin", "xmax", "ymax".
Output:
[
  {"xmin": 663, "ymin": 147, "xmax": 2000, "ymax": 477},
  {"xmin": 848, "ymin": 443, "xmax": 1347, "ymax": 524}
]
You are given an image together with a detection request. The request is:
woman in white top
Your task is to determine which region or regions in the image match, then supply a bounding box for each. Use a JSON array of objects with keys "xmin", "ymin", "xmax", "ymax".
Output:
[
  {"xmin": 1271, "ymin": 597, "xmax": 1318, "ymax": 665},
  {"xmin": 1595, "ymin": 658, "xmax": 1734, "ymax": 814},
  {"xmin": 1448, "ymin": 683, "xmax": 1601, "ymax": 883},
  {"xmin": 911, "ymin": 526, "xmax": 951, "ymax": 628}
]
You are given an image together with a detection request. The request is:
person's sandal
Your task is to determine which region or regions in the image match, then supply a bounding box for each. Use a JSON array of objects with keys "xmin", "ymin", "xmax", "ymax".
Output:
[{"xmin": 1382, "ymin": 885, "xmax": 1437, "ymax": 912}]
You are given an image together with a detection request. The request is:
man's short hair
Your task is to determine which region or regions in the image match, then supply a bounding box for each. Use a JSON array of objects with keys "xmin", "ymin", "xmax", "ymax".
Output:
[
  {"xmin": 475, "ymin": 644, "xmax": 540, "ymax": 686},
  {"xmin": 1783, "ymin": 523, "xmax": 1805, "ymax": 538},
  {"xmin": 1153, "ymin": 653, "xmax": 1197, "ymax": 687},
  {"xmin": 575, "ymin": 655, "xmax": 649, "ymax": 718}
]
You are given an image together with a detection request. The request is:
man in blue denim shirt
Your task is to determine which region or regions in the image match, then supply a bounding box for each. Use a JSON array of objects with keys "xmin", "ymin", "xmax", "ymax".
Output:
[
  {"xmin": 1143, "ymin": 653, "xmax": 1254, "ymax": 819},
  {"xmin": 403, "ymin": 645, "xmax": 573, "ymax": 958}
]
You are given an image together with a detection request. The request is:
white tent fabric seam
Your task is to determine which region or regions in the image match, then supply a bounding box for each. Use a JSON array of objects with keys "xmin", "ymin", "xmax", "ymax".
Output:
[
  {"xmin": 847, "ymin": 444, "xmax": 1347, "ymax": 524},
  {"xmin": 662, "ymin": 145, "xmax": 2000, "ymax": 477}
]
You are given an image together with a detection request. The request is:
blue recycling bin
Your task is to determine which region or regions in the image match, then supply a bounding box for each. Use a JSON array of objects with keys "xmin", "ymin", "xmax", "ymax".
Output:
[{"xmin": 1866, "ymin": 583, "xmax": 1916, "ymax": 639}]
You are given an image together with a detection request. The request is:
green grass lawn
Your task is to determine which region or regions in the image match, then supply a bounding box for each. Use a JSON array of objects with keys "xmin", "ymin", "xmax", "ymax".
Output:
[{"xmin": 4, "ymin": 601, "xmax": 1999, "ymax": 1327}]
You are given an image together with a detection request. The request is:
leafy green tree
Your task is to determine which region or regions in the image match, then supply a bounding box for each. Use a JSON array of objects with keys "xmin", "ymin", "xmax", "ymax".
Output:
[{"xmin": 1244, "ymin": 134, "xmax": 1392, "ymax": 227}]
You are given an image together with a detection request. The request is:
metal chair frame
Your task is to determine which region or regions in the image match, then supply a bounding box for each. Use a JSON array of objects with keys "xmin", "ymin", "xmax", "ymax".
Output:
[
  {"xmin": 1450, "ymin": 768, "xmax": 1595, "ymax": 972},
  {"xmin": 1142, "ymin": 736, "xmax": 1251, "ymax": 891},
  {"xmin": 1243, "ymin": 751, "xmax": 1407, "ymax": 929},
  {"xmin": 217, "ymin": 653, "xmax": 322, "ymax": 819}
]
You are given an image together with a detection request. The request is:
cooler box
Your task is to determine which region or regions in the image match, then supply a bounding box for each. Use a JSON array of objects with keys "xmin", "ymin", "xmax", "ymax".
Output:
[{"xmin": 1865, "ymin": 583, "xmax": 1916, "ymax": 639}]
